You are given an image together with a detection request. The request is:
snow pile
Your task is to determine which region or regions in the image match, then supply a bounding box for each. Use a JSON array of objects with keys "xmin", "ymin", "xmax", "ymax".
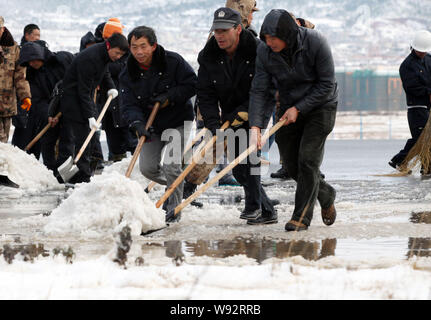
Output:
[
  {"xmin": 43, "ymin": 171, "xmax": 166, "ymax": 237},
  {"xmin": 0, "ymin": 142, "xmax": 59, "ymax": 191},
  {"xmin": 102, "ymin": 157, "xmax": 153, "ymax": 187}
]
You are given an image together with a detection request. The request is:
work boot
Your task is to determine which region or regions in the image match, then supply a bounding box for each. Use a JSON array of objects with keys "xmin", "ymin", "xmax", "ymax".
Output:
[
  {"xmin": 321, "ymin": 203, "xmax": 337, "ymax": 226},
  {"xmin": 421, "ymin": 167, "xmax": 431, "ymax": 180},
  {"xmin": 218, "ymin": 175, "xmax": 241, "ymax": 186},
  {"xmin": 285, "ymin": 220, "xmax": 308, "ymax": 232},
  {"xmin": 270, "ymin": 199, "xmax": 280, "ymax": 206},
  {"xmin": 239, "ymin": 209, "xmax": 261, "ymax": 221},
  {"xmin": 389, "ymin": 161, "xmax": 412, "ymax": 174},
  {"xmin": 112, "ymin": 153, "xmax": 127, "ymax": 162},
  {"xmin": 183, "ymin": 181, "xmax": 203, "ymax": 208},
  {"xmin": 270, "ymin": 167, "xmax": 290, "ymax": 180},
  {"xmin": 246, "ymin": 210, "xmax": 278, "ymax": 225}
]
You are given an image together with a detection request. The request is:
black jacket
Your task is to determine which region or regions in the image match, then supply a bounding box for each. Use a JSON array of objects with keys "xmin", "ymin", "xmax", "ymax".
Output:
[
  {"xmin": 399, "ymin": 51, "xmax": 431, "ymax": 108},
  {"xmin": 119, "ymin": 45, "xmax": 196, "ymax": 133},
  {"xmin": 99, "ymin": 52, "xmax": 129, "ymax": 128},
  {"xmin": 80, "ymin": 32, "xmax": 96, "ymax": 52},
  {"xmin": 60, "ymin": 41, "xmax": 115, "ymax": 123},
  {"xmin": 249, "ymin": 9, "xmax": 338, "ymax": 128},
  {"xmin": 197, "ymin": 29, "xmax": 273, "ymax": 130},
  {"xmin": 19, "ymin": 41, "xmax": 74, "ymax": 117}
]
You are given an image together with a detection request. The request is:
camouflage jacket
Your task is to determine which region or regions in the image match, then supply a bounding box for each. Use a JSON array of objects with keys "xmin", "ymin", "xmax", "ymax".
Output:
[{"xmin": 0, "ymin": 27, "xmax": 31, "ymax": 118}]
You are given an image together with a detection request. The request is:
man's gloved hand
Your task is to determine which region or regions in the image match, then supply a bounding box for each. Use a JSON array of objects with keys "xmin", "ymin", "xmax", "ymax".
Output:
[
  {"xmin": 129, "ymin": 120, "xmax": 151, "ymax": 139},
  {"xmin": 208, "ymin": 126, "xmax": 220, "ymax": 137},
  {"xmin": 88, "ymin": 117, "xmax": 101, "ymax": 130},
  {"xmin": 150, "ymin": 92, "xmax": 170, "ymax": 108},
  {"xmin": 107, "ymin": 88, "xmax": 118, "ymax": 99},
  {"xmin": 229, "ymin": 111, "xmax": 248, "ymax": 127},
  {"xmin": 21, "ymin": 98, "xmax": 32, "ymax": 112}
]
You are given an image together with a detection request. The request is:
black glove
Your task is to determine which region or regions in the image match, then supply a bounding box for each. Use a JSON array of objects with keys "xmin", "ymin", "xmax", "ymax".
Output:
[
  {"xmin": 150, "ymin": 92, "xmax": 170, "ymax": 108},
  {"xmin": 129, "ymin": 121, "xmax": 151, "ymax": 139},
  {"xmin": 227, "ymin": 110, "xmax": 249, "ymax": 127},
  {"xmin": 208, "ymin": 126, "xmax": 219, "ymax": 137}
]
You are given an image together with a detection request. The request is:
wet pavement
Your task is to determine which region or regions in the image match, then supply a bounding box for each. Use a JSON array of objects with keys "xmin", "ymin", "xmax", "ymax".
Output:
[{"xmin": 1, "ymin": 140, "xmax": 431, "ymax": 264}]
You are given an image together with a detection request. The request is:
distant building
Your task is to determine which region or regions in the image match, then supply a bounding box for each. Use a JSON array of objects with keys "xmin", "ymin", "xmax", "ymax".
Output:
[{"xmin": 336, "ymin": 68, "xmax": 406, "ymax": 111}]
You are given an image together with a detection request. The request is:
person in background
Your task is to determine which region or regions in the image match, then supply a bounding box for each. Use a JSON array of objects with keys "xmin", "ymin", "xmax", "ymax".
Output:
[
  {"xmin": 389, "ymin": 30, "xmax": 431, "ymax": 177},
  {"xmin": 18, "ymin": 41, "xmax": 74, "ymax": 174},
  {"xmin": 0, "ymin": 16, "xmax": 31, "ymax": 144},
  {"xmin": 99, "ymin": 18, "xmax": 136, "ymax": 164},
  {"xmin": 11, "ymin": 23, "xmax": 40, "ymax": 149},
  {"xmin": 59, "ymin": 33, "xmax": 128, "ymax": 184}
]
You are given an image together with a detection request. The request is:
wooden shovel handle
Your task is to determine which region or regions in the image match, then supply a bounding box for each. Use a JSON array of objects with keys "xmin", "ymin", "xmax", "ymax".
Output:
[
  {"xmin": 155, "ymin": 121, "xmax": 230, "ymax": 208},
  {"xmin": 25, "ymin": 112, "xmax": 62, "ymax": 151},
  {"xmin": 173, "ymin": 120, "xmax": 286, "ymax": 215},
  {"xmin": 74, "ymin": 95, "xmax": 113, "ymax": 164},
  {"xmin": 146, "ymin": 127, "xmax": 208, "ymax": 191},
  {"xmin": 125, "ymin": 102, "xmax": 161, "ymax": 178}
]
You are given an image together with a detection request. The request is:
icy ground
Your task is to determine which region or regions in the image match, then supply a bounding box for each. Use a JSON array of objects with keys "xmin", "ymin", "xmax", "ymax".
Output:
[
  {"xmin": 0, "ymin": 114, "xmax": 430, "ymax": 299},
  {"xmin": 0, "ymin": 140, "xmax": 430, "ymax": 299}
]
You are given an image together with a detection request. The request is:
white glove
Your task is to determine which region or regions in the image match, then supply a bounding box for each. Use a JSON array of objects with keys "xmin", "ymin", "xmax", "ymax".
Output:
[
  {"xmin": 88, "ymin": 117, "xmax": 100, "ymax": 130},
  {"xmin": 107, "ymin": 88, "xmax": 118, "ymax": 99}
]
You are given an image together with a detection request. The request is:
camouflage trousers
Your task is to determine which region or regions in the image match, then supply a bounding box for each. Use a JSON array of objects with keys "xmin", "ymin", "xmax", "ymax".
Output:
[{"xmin": 0, "ymin": 117, "xmax": 11, "ymax": 143}]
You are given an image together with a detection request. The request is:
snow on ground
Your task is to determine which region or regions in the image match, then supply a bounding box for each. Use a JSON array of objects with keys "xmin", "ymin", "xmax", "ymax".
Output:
[
  {"xmin": 0, "ymin": 113, "xmax": 430, "ymax": 300},
  {"xmin": 43, "ymin": 170, "xmax": 166, "ymax": 238},
  {"xmin": 0, "ymin": 142, "xmax": 60, "ymax": 192}
]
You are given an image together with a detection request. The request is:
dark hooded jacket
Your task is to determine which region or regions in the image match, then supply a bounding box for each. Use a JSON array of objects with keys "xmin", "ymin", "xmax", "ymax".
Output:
[
  {"xmin": 80, "ymin": 32, "xmax": 96, "ymax": 52},
  {"xmin": 197, "ymin": 28, "xmax": 273, "ymax": 130},
  {"xmin": 18, "ymin": 41, "xmax": 74, "ymax": 117},
  {"xmin": 99, "ymin": 52, "xmax": 129, "ymax": 128},
  {"xmin": 399, "ymin": 51, "xmax": 431, "ymax": 108},
  {"xmin": 60, "ymin": 41, "xmax": 116, "ymax": 123},
  {"xmin": 249, "ymin": 9, "xmax": 338, "ymax": 128},
  {"xmin": 119, "ymin": 45, "xmax": 196, "ymax": 133}
]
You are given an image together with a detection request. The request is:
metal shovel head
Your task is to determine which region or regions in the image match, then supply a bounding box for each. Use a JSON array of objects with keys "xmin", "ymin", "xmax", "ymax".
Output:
[
  {"xmin": 58, "ymin": 156, "xmax": 79, "ymax": 183},
  {"xmin": 0, "ymin": 175, "xmax": 20, "ymax": 188}
]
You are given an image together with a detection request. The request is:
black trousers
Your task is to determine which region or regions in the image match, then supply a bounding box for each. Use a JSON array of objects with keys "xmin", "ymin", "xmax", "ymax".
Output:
[
  {"xmin": 61, "ymin": 120, "xmax": 92, "ymax": 181},
  {"xmin": 12, "ymin": 104, "xmax": 47, "ymax": 159},
  {"xmin": 229, "ymin": 126, "xmax": 274, "ymax": 214},
  {"xmin": 103, "ymin": 111, "xmax": 132, "ymax": 157},
  {"xmin": 275, "ymin": 106, "xmax": 337, "ymax": 226},
  {"xmin": 391, "ymin": 107, "xmax": 430, "ymax": 166}
]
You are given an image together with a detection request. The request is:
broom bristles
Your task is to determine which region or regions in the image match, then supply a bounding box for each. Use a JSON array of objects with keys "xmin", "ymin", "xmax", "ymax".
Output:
[{"xmin": 399, "ymin": 111, "xmax": 431, "ymax": 175}]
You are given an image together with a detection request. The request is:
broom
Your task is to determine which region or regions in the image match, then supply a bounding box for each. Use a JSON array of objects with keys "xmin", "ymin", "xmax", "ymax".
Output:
[{"xmin": 384, "ymin": 112, "xmax": 431, "ymax": 177}]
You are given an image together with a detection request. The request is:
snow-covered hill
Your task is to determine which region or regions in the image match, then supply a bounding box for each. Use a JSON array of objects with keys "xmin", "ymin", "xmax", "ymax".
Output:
[{"xmin": 2, "ymin": 0, "xmax": 431, "ymax": 69}]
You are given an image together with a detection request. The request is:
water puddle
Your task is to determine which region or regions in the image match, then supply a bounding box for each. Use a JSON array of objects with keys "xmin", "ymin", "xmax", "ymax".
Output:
[{"xmin": 141, "ymin": 236, "xmax": 431, "ymax": 263}]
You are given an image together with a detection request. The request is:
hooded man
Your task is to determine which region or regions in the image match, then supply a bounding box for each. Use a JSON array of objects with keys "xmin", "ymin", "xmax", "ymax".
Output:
[
  {"xmin": 197, "ymin": 7, "xmax": 276, "ymax": 225},
  {"xmin": 18, "ymin": 40, "xmax": 74, "ymax": 172},
  {"xmin": 59, "ymin": 32, "xmax": 128, "ymax": 184},
  {"xmin": 249, "ymin": 9, "xmax": 338, "ymax": 232},
  {"xmin": 119, "ymin": 26, "xmax": 196, "ymax": 221},
  {"xmin": 0, "ymin": 16, "xmax": 32, "ymax": 143}
]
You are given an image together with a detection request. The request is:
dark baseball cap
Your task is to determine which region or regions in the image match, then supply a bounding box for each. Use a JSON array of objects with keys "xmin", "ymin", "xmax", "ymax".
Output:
[{"xmin": 210, "ymin": 7, "xmax": 242, "ymax": 31}]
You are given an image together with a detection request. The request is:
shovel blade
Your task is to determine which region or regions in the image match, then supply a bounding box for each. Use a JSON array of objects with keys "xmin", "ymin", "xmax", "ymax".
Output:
[
  {"xmin": 58, "ymin": 156, "xmax": 79, "ymax": 183},
  {"xmin": 0, "ymin": 175, "xmax": 20, "ymax": 188}
]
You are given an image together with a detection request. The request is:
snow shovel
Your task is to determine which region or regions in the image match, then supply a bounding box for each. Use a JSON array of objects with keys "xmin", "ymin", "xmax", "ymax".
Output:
[
  {"xmin": 25, "ymin": 112, "xmax": 62, "ymax": 151},
  {"xmin": 58, "ymin": 95, "xmax": 113, "ymax": 183},
  {"xmin": 0, "ymin": 175, "xmax": 19, "ymax": 188},
  {"xmin": 125, "ymin": 102, "xmax": 161, "ymax": 178},
  {"xmin": 155, "ymin": 121, "xmax": 230, "ymax": 208},
  {"xmin": 164, "ymin": 119, "xmax": 286, "ymax": 222},
  {"xmin": 144, "ymin": 127, "xmax": 208, "ymax": 193}
]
